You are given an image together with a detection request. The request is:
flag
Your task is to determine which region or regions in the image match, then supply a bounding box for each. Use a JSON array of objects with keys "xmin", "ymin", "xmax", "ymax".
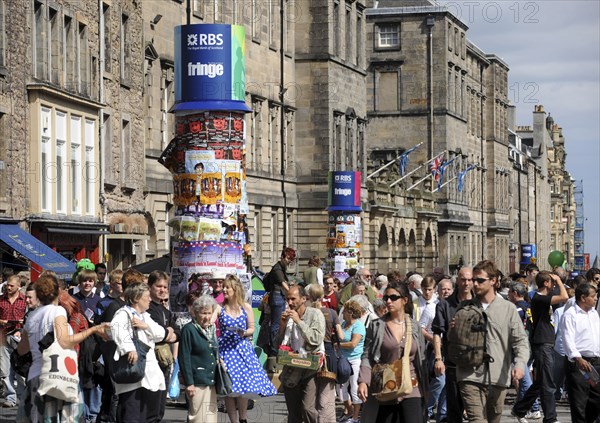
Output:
[
  {"xmin": 457, "ymin": 163, "xmax": 478, "ymax": 193},
  {"xmin": 436, "ymin": 156, "xmax": 457, "ymax": 190},
  {"xmin": 398, "ymin": 144, "xmax": 420, "ymax": 176},
  {"xmin": 429, "ymin": 153, "xmax": 445, "ymax": 183}
]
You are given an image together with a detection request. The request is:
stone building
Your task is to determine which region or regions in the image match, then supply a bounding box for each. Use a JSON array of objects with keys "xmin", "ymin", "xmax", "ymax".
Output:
[
  {"xmin": 365, "ymin": 0, "xmax": 512, "ymax": 273},
  {"xmin": 0, "ymin": 0, "xmax": 147, "ymax": 270}
]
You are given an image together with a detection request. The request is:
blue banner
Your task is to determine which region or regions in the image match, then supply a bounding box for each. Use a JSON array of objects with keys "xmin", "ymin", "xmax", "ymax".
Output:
[
  {"xmin": 174, "ymin": 24, "xmax": 250, "ymax": 112},
  {"xmin": 520, "ymin": 243, "xmax": 537, "ymax": 265},
  {"xmin": 328, "ymin": 171, "xmax": 362, "ymax": 212}
]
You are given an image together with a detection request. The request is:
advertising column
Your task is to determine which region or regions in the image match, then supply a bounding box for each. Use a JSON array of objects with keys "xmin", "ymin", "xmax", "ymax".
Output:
[
  {"xmin": 326, "ymin": 171, "xmax": 362, "ymax": 282},
  {"xmin": 160, "ymin": 24, "xmax": 251, "ymax": 315}
]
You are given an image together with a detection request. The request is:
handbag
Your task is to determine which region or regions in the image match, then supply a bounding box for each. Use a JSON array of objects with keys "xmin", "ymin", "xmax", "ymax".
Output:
[
  {"xmin": 168, "ymin": 359, "xmax": 181, "ymax": 399},
  {"xmin": 37, "ymin": 331, "xmax": 80, "ymax": 403},
  {"xmin": 155, "ymin": 342, "xmax": 174, "ymax": 368},
  {"xmin": 316, "ymin": 354, "xmax": 337, "ymax": 382},
  {"xmin": 215, "ymin": 354, "xmax": 233, "ymax": 396},
  {"xmin": 334, "ymin": 330, "xmax": 353, "ymax": 385},
  {"xmin": 111, "ymin": 311, "xmax": 151, "ymax": 384},
  {"xmin": 371, "ymin": 314, "xmax": 415, "ymax": 402},
  {"xmin": 10, "ymin": 349, "xmax": 32, "ymax": 378}
]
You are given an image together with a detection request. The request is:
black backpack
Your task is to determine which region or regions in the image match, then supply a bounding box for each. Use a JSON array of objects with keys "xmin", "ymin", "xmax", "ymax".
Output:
[
  {"xmin": 447, "ymin": 300, "xmax": 493, "ymax": 368},
  {"xmin": 262, "ymin": 271, "xmax": 273, "ymax": 292}
]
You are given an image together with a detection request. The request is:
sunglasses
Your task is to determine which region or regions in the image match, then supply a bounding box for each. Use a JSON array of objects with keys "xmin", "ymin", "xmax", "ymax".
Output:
[
  {"xmin": 473, "ymin": 277, "xmax": 490, "ymax": 284},
  {"xmin": 383, "ymin": 294, "xmax": 403, "ymax": 302}
]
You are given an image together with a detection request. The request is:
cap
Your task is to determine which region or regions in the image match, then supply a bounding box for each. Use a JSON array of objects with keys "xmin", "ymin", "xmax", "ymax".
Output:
[{"xmin": 210, "ymin": 271, "xmax": 228, "ymax": 280}]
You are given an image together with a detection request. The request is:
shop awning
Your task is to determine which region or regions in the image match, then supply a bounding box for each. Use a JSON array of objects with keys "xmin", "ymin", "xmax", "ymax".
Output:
[{"xmin": 0, "ymin": 224, "xmax": 76, "ymax": 276}]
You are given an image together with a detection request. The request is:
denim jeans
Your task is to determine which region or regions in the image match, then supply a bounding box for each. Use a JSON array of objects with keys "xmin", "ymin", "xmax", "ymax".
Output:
[
  {"xmin": 427, "ymin": 372, "xmax": 447, "ymax": 420},
  {"xmin": 83, "ymin": 385, "xmax": 103, "ymax": 421},
  {"xmin": 518, "ymin": 363, "xmax": 540, "ymax": 412},
  {"xmin": 269, "ymin": 292, "xmax": 286, "ymax": 355},
  {"xmin": 0, "ymin": 343, "xmax": 25, "ymax": 404},
  {"xmin": 513, "ymin": 343, "xmax": 557, "ymax": 423}
]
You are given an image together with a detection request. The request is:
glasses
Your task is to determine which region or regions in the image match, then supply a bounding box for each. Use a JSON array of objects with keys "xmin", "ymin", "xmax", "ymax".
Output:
[
  {"xmin": 363, "ymin": 274, "xmax": 372, "ymax": 279},
  {"xmin": 594, "ymin": 277, "xmax": 600, "ymax": 282},
  {"xmin": 383, "ymin": 294, "xmax": 403, "ymax": 302},
  {"xmin": 473, "ymin": 277, "xmax": 490, "ymax": 284}
]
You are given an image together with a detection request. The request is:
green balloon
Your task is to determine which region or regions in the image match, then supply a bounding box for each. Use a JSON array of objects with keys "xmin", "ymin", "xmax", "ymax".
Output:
[{"xmin": 548, "ymin": 250, "xmax": 565, "ymax": 268}]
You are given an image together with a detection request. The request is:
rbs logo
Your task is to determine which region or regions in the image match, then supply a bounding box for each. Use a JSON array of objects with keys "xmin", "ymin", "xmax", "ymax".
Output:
[
  {"xmin": 335, "ymin": 174, "xmax": 352, "ymax": 182},
  {"xmin": 187, "ymin": 33, "xmax": 224, "ymax": 47}
]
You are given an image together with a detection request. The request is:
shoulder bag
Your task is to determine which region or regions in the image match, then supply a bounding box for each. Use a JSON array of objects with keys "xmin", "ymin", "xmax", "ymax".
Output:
[
  {"xmin": 370, "ymin": 314, "xmax": 415, "ymax": 402},
  {"xmin": 111, "ymin": 311, "xmax": 151, "ymax": 384},
  {"xmin": 334, "ymin": 327, "xmax": 353, "ymax": 385},
  {"xmin": 37, "ymin": 330, "xmax": 80, "ymax": 403}
]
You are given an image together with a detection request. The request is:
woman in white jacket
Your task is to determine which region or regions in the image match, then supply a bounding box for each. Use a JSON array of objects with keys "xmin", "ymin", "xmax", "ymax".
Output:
[{"xmin": 110, "ymin": 282, "xmax": 167, "ymax": 423}]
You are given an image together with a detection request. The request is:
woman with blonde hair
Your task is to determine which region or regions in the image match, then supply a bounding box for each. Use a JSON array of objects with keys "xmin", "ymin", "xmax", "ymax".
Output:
[{"xmin": 215, "ymin": 274, "xmax": 277, "ymax": 423}]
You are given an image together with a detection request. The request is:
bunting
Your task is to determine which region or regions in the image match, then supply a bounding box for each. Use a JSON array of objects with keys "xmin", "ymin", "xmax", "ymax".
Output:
[
  {"xmin": 435, "ymin": 156, "xmax": 457, "ymax": 191},
  {"xmin": 398, "ymin": 144, "xmax": 421, "ymax": 176},
  {"xmin": 457, "ymin": 163, "xmax": 478, "ymax": 193}
]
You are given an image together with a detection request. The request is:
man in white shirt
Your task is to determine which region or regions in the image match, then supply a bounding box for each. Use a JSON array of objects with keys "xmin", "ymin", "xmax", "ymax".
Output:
[{"xmin": 560, "ymin": 282, "xmax": 600, "ymax": 423}]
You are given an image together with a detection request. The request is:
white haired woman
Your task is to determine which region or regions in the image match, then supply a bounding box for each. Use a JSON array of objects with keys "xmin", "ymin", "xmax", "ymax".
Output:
[{"xmin": 179, "ymin": 295, "xmax": 219, "ymax": 423}]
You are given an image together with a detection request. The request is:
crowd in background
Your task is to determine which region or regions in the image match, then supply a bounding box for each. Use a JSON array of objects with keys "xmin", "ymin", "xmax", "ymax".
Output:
[{"xmin": 0, "ymin": 252, "xmax": 599, "ymax": 423}]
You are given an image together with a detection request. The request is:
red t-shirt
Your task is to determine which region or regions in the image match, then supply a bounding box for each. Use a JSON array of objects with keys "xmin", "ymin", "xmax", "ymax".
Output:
[
  {"xmin": 0, "ymin": 293, "xmax": 27, "ymax": 337},
  {"xmin": 321, "ymin": 291, "xmax": 338, "ymax": 310}
]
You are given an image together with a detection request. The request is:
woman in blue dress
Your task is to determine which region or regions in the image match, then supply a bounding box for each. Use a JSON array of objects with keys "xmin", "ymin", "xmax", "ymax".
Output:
[{"xmin": 215, "ymin": 274, "xmax": 277, "ymax": 423}]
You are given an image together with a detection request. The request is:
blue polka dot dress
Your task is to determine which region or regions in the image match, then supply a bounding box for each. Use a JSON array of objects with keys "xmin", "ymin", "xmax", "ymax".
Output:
[{"xmin": 218, "ymin": 306, "xmax": 278, "ymax": 398}]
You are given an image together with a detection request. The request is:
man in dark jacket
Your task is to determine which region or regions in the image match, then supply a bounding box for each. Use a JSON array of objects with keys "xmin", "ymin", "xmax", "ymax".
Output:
[
  {"xmin": 268, "ymin": 247, "xmax": 296, "ymax": 355},
  {"xmin": 147, "ymin": 270, "xmax": 179, "ymax": 422}
]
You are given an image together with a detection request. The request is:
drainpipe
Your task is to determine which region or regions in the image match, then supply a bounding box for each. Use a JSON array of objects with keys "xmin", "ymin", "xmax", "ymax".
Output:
[
  {"xmin": 99, "ymin": 0, "xmax": 107, "ymax": 262},
  {"xmin": 426, "ymin": 16, "xmax": 435, "ymax": 161},
  {"xmin": 479, "ymin": 64, "xmax": 485, "ymax": 260},
  {"xmin": 280, "ymin": 0, "xmax": 287, "ymax": 247}
]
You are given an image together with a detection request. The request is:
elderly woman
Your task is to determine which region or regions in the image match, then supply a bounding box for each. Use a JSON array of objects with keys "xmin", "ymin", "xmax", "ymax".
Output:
[
  {"xmin": 15, "ymin": 274, "xmax": 109, "ymax": 423},
  {"xmin": 110, "ymin": 282, "xmax": 166, "ymax": 423},
  {"xmin": 357, "ymin": 282, "xmax": 428, "ymax": 423},
  {"xmin": 178, "ymin": 295, "xmax": 219, "ymax": 423}
]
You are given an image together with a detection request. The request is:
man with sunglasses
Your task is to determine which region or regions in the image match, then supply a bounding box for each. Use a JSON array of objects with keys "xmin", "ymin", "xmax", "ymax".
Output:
[
  {"xmin": 456, "ymin": 260, "xmax": 530, "ymax": 423},
  {"xmin": 338, "ymin": 268, "xmax": 376, "ymax": 310},
  {"xmin": 432, "ymin": 267, "xmax": 473, "ymax": 423},
  {"xmin": 584, "ymin": 268, "xmax": 600, "ymax": 313}
]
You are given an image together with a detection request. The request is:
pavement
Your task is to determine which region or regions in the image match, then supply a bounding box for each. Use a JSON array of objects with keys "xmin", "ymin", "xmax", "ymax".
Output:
[{"xmin": 0, "ymin": 388, "xmax": 574, "ymax": 423}]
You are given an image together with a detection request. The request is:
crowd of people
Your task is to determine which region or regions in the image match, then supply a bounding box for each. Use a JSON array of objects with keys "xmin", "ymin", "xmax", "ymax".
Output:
[{"xmin": 0, "ymin": 251, "xmax": 598, "ymax": 423}]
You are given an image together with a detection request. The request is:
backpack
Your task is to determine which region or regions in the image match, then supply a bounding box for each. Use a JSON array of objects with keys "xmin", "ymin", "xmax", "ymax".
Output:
[
  {"xmin": 447, "ymin": 301, "xmax": 492, "ymax": 368},
  {"xmin": 262, "ymin": 271, "xmax": 273, "ymax": 292}
]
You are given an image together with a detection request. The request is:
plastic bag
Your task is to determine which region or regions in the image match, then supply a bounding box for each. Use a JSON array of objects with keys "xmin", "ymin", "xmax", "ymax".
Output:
[{"xmin": 168, "ymin": 359, "xmax": 180, "ymax": 399}]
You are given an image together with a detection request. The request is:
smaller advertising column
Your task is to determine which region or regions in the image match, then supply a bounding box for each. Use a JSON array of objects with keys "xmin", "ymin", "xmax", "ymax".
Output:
[
  {"xmin": 326, "ymin": 171, "xmax": 362, "ymax": 283},
  {"xmin": 520, "ymin": 243, "xmax": 537, "ymax": 271}
]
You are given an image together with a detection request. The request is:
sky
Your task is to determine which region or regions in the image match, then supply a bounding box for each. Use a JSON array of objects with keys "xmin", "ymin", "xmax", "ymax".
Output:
[{"xmin": 439, "ymin": 0, "xmax": 600, "ymax": 262}]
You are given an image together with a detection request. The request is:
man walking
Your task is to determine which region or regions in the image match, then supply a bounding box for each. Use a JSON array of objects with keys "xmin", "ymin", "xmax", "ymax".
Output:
[
  {"xmin": 560, "ymin": 282, "xmax": 600, "ymax": 423},
  {"xmin": 456, "ymin": 260, "xmax": 530, "ymax": 423},
  {"xmin": 0, "ymin": 275, "xmax": 26, "ymax": 407},
  {"xmin": 512, "ymin": 271, "xmax": 568, "ymax": 423},
  {"xmin": 432, "ymin": 266, "xmax": 473, "ymax": 422},
  {"xmin": 276, "ymin": 285, "xmax": 325, "ymax": 423}
]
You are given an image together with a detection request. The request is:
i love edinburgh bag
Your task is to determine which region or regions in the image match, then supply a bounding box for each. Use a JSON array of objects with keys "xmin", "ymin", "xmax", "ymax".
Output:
[
  {"xmin": 37, "ymin": 331, "xmax": 80, "ymax": 403},
  {"xmin": 371, "ymin": 314, "xmax": 415, "ymax": 402}
]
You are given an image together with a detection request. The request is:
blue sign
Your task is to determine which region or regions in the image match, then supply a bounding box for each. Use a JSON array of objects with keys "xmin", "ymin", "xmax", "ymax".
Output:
[
  {"xmin": 174, "ymin": 24, "xmax": 250, "ymax": 112},
  {"xmin": 327, "ymin": 171, "xmax": 362, "ymax": 212},
  {"xmin": 520, "ymin": 243, "xmax": 537, "ymax": 265}
]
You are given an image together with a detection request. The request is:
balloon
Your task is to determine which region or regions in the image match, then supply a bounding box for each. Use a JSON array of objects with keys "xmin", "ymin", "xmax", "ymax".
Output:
[{"xmin": 548, "ymin": 250, "xmax": 565, "ymax": 268}]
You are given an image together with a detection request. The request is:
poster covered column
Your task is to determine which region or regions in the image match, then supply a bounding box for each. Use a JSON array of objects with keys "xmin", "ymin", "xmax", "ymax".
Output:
[
  {"xmin": 326, "ymin": 171, "xmax": 362, "ymax": 282},
  {"xmin": 160, "ymin": 24, "xmax": 251, "ymax": 315}
]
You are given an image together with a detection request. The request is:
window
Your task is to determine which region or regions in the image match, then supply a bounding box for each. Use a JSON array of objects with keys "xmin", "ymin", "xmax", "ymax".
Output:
[
  {"xmin": 192, "ymin": 0, "xmax": 203, "ymax": 19},
  {"xmin": 121, "ymin": 118, "xmax": 131, "ymax": 183},
  {"xmin": 64, "ymin": 16, "xmax": 75, "ymax": 90},
  {"xmin": 85, "ymin": 119, "xmax": 95, "ymax": 215},
  {"xmin": 0, "ymin": 0, "xmax": 5, "ymax": 69},
  {"xmin": 120, "ymin": 14, "xmax": 131, "ymax": 84},
  {"xmin": 103, "ymin": 113, "xmax": 113, "ymax": 184},
  {"xmin": 49, "ymin": 7, "xmax": 61, "ymax": 84},
  {"xmin": 448, "ymin": 23, "xmax": 453, "ymax": 51},
  {"xmin": 70, "ymin": 115, "xmax": 81, "ymax": 214},
  {"xmin": 333, "ymin": 1, "xmax": 339, "ymax": 55},
  {"xmin": 377, "ymin": 24, "xmax": 399, "ymax": 49},
  {"xmin": 41, "ymin": 107, "xmax": 52, "ymax": 212},
  {"xmin": 102, "ymin": 3, "xmax": 111, "ymax": 73},
  {"xmin": 78, "ymin": 23, "xmax": 89, "ymax": 95},
  {"xmin": 55, "ymin": 111, "xmax": 67, "ymax": 213},
  {"xmin": 356, "ymin": 10, "xmax": 363, "ymax": 66},
  {"xmin": 251, "ymin": 0, "xmax": 259, "ymax": 40},
  {"xmin": 268, "ymin": 0, "xmax": 277, "ymax": 48},
  {"xmin": 34, "ymin": 1, "xmax": 47, "ymax": 79},
  {"xmin": 345, "ymin": 3, "xmax": 352, "ymax": 62}
]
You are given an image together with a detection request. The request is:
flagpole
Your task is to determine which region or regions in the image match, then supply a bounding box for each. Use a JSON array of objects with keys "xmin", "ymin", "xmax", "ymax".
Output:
[
  {"xmin": 432, "ymin": 174, "xmax": 458, "ymax": 192},
  {"xmin": 407, "ymin": 173, "xmax": 433, "ymax": 191},
  {"xmin": 390, "ymin": 149, "xmax": 445, "ymax": 188},
  {"xmin": 367, "ymin": 142, "xmax": 423, "ymax": 180}
]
